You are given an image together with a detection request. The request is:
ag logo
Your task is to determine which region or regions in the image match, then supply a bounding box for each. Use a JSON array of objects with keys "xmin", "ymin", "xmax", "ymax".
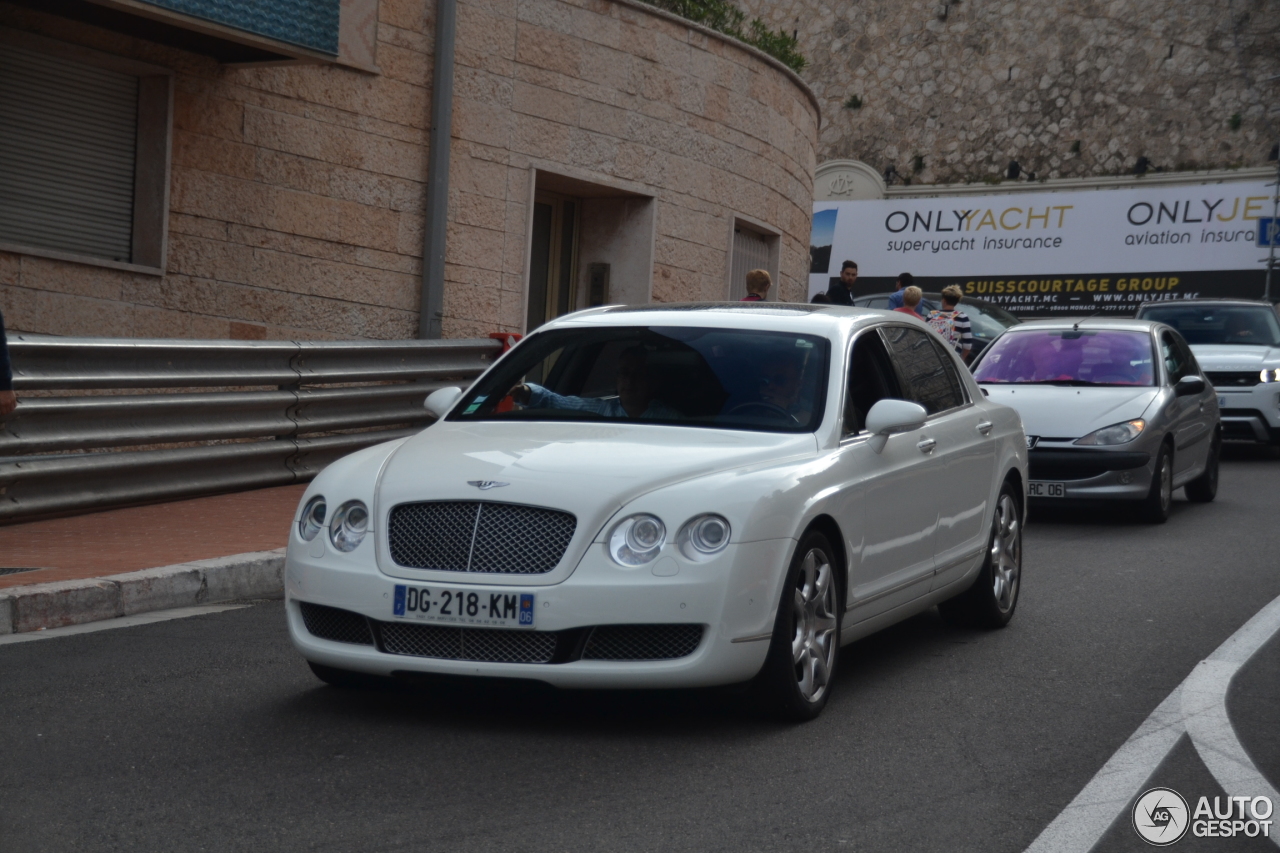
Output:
[{"xmin": 1132, "ymin": 787, "xmax": 1190, "ymax": 845}]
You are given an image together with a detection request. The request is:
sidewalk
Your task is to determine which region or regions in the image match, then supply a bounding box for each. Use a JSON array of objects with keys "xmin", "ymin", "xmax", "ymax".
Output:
[{"xmin": 0, "ymin": 485, "xmax": 306, "ymax": 633}]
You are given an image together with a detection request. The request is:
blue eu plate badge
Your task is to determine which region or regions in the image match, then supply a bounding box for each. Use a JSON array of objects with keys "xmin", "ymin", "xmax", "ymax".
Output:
[
  {"xmin": 519, "ymin": 594, "xmax": 534, "ymax": 625},
  {"xmin": 393, "ymin": 585, "xmax": 407, "ymax": 616}
]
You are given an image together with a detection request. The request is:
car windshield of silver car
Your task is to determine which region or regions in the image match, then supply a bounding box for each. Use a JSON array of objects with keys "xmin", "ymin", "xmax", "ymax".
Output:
[
  {"xmin": 451, "ymin": 325, "xmax": 830, "ymax": 432},
  {"xmin": 1138, "ymin": 305, "xmax": 1280, "ymax": 347},
  {"xmin": 973, "ymin": 329, "xmax": 1156, "ymax": 387}
]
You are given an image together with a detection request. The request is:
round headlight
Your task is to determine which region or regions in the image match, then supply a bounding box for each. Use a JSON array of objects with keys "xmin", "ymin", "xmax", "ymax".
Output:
[
  {"xmin": 298, "ymin": 496, "xmax": 326, "ymax": 542},
  {"xmin": 329, "ymin": 500, "xmax": 369, "ymax": 552},
  {"xmin": 609, "ymin": 514, "xmax": 666, "ymax": 566},
  {"xmin": 678, "ymin": 514, "xmax": 731, "ymax": 561}
]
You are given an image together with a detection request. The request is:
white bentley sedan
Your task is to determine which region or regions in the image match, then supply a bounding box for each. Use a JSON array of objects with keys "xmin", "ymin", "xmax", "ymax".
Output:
[{"xmin": 285, "ymin": 304, "xmax": 1028, "ymax": 719}]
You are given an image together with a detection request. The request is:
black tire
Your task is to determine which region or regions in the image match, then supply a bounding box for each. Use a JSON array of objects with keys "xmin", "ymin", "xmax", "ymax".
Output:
[
  {"xmin": 939, "ymin": 480, "xmax": 1022, "ymax": 629},
  {"xmin": 1139, "ymin": 444, "xmax": 1174, "ymax": 523},
  {"xmin": 753, "ymin": 531, "xmax": 841, "ymax": 722},
  {"xmin": 1184, "ymin": 429, "xmax": 1220, "ymax": 503},
  {"xmin": 308, "ymin": 661, "xmax": 390, "ymax": 690}
]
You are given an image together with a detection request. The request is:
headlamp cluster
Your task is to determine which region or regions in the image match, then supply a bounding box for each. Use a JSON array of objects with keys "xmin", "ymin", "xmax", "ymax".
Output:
[
  {"xmin": 608, "ymin": 513, "xmax": 731, "ymax": 566},
  {"xmin": 298, "ymin": 496, "xmax": 368, "ymax": 552}
]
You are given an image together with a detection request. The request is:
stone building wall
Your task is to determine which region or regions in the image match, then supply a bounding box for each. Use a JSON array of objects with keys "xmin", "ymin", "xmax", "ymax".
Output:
[
  {"xmin": 739, "ymin": 0, "xmax": 1279, "ymax": 185},
  {"xmin": 0, "ymin": 0, "xmax": 817, "ymax": 341}
]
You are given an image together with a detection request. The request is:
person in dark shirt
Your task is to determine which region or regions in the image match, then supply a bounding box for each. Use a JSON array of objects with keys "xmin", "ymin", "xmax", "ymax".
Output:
[
  {"xmin": 826, "ymin": 260, "xmax": 858, "ymax": 305},
  {"xmin": 886, "ymin": 272, "xmax": 926, "ymax": 317},
  {"xmin": 0, "ymin": 307, "xmax": 15, "ymax": 416}
]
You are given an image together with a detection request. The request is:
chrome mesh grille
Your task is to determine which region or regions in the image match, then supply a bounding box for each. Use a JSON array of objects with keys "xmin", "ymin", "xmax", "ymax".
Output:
[
  {"xmin": 387, "ymin": 501, "xmax": 576, "ymax": 574},
  {"xmin": 378, "ymin": 622, "xmax": 559, "ymax": 663},
  {"xmin": 299, "ymin": 602, "xmax": 374, "ymax": 646},
  {"xmin": 582, "ymin": 624, "xmax": 704, "ymax": 661}
]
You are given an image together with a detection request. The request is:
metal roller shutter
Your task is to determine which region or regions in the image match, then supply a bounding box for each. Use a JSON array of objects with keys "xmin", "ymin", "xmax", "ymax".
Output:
[
  {"xmin": 0, "ymin": 41, "xmax": 138, "ymax": 263},
  {"xmin": 730, "ymin": 226, "xmax": 771, "ymax": 301}
]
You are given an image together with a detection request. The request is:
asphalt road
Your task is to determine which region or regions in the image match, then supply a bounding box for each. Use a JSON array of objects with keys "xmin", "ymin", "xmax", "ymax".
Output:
[{"xmin": 2, "ymin": 448, "xmax": 1278, "ymax": 853}]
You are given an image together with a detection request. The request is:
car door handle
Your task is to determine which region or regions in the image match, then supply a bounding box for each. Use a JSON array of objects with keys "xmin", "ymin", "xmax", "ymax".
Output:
[
  {"xmin": 977, "ymin": 421, "xmax": 993, "ymax": 435},
  {"xmin": 917, "ymin": 438, "xmax": 937, "ymax": 453}
]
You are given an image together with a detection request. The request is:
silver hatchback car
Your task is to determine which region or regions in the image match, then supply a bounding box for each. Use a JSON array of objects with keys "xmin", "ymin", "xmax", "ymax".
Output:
[{"xmin": 970, "ymin": 318, "xmax": 1220, "ymax": 523}]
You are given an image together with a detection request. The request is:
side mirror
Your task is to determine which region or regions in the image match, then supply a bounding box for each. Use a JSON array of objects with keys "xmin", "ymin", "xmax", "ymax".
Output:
[
  {"xmin": 424, "ymin": 386, "xmax": 463, "ymax": 419},
  {"xmin": 864, "ymin": 398, "xmax": 928, "ymax": 453},
  {"xmin": 1175, "ymin": 375, "xmax": 1206, "ymax": 397}
]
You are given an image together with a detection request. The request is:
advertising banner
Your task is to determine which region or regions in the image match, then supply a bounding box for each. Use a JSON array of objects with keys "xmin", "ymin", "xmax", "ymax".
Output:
[{"xmin": 809, "ymin": 180, "xmax": 1276, "ymax": 316}]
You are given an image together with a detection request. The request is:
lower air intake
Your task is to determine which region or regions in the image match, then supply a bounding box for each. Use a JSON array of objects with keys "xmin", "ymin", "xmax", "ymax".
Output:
[
  {"xmin": 581, "ymin": 624, "xmax": 704, "ymax": 661},
  {"xmin": 378, "ymin": 622, "xmax": 559, "ymax": 663},
  {"xmin": 299, "ymin": 602, "xmax": 374, "ymax": 645}
]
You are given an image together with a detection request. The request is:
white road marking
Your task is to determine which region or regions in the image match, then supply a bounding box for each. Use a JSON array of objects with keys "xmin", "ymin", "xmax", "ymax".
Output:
[
  {"xmin": 0, "ymin": 604, "xmax": 251, "ymax": 646},
  {"xmin": 1024, "ymin": 593, "xmax": 1280, "ymax": 853}
]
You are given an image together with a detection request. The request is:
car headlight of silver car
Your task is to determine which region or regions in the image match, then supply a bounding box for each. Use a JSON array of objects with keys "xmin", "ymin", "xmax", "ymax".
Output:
[
  {"xmin": 609, "ymin": 514, "xmax": 666, "ymax": 566},
  {"xmin": 298, "ymin": 496, "xmax": 326, "ymax": 542},
  {"xmin": 1074, "ymin": 419, "xmax": 1146, "ymax": 446},
  {"xmin": 1261, "ymin": 368, "xmax": 1280, "ymax": 383},
  {"xmin": 329, "ymin": 500, "xmax": 369, "ymax": 552},
  {"xmin": 677, "ymin": 514, "xmax": 731, "ymax": 561}
]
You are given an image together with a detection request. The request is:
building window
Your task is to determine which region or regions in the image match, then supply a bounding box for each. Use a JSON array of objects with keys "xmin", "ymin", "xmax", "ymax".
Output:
[{"xmin": 0, "ymin": 32, "xmax": 172, "ymax": 271}]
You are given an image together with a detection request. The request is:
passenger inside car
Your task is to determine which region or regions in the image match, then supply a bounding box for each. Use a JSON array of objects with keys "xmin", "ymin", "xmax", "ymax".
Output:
[{"xmin": 508, "ymin": 346, "xmax": 681, "ymax": 419}]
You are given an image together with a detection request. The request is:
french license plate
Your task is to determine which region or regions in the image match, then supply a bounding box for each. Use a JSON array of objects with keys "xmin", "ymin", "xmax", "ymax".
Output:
[
  {"xmin": 1028, "ymin": 481, "xmax": 1066, "ymax": 498},
  {"xmin": 392, "ymin": 584, "xmax": 534, "ymax": 628}
]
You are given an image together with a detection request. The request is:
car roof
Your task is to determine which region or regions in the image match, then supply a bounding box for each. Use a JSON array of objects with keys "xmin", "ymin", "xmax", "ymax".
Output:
[
  {"xmin": 545, "ymin": 301, "xmax": 887, "ymax": 335},
  {"xmin": 1002, "ymin": 317, "xmax": 1162, "ymax": 334},
  {"xmin": 1137, "ymin": 298, "xmax": 1278, "ymax": 308}
]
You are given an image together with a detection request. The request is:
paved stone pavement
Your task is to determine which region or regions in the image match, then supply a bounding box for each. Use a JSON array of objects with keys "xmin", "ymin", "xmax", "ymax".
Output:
[{"xmin": 0, "ymin": 484, "xmax": 306, "ymax": 589}]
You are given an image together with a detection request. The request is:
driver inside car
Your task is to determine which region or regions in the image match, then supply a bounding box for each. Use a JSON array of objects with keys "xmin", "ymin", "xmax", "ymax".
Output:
[
  {"xmin": 508, "ymin": 345, "xmax": 681, "ymax": 419},
  {"xmin": 755, "ymin": 351, "xmax": 811, "ymax": 422}
]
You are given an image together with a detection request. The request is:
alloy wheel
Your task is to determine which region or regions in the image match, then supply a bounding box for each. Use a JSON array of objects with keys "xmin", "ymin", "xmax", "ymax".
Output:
[
  {"xmin": 990, "ymin": 493, "xmax": 1021, "ymax": 614},
  {"xmin": 791, "ymin": 548, "xmax": 838, "ymax": 702}
]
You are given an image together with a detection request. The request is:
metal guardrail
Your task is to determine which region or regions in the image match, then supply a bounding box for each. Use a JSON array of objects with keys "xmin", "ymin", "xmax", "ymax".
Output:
[{"xmin": 0, "ymin": 336, "xmax": 503, "ymax": 523}]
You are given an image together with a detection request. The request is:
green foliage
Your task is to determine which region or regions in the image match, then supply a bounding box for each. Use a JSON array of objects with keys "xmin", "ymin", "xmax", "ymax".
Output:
[
  {"xmin": 641, "ymin": 0, "xmax": 807, "ymax": 72},
  {"xmin": 1069, "ymin": 140, "xmax": 1081, "ymax": 154},
  {"xmin": 912, "ymin": 155, "xmax": 924, "ymax": 172},
  {"xmin": 843, "ymin": 94, "xmax": 862, "ymax": 110},
  {"xmin": 1228, "ymin": 113, "xmax": 1242, "ymax": 131}
]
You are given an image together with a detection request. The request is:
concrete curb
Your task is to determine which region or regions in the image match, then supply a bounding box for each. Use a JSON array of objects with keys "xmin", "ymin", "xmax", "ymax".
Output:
[{"xmin": 0, "ymin": 549, "xmax": 285, "ymax": 635}]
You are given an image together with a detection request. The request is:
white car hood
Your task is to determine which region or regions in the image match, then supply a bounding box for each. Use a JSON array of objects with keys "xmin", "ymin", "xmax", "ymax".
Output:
[
  {"xmin": 980, "ymin": 385, "xmax": 1159, "ymax": 439},
  {"xmin": 376, "ymin": 420, "xmax": 819, "ymax": 522},
  {"xmin": 1188, "ymin": 344, "xmax": 1280, "ymax": 370}
]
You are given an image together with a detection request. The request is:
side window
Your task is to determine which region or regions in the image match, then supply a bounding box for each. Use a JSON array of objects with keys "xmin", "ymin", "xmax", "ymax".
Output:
[
  {"xmin": 1171, "ymin": 332, "xmax": 1199, "ymax": 377},
  {"xmin": 879, "ymin": 325, "xmax": 965, "ymax": 415},
  {"xmin": 1160, "ymin": 332, "xmax": 1189, "ymax": 384},
  {"xmin": 844, "ymin": 331, "xmax": 903, "ymax": 436},
  {"xmin": 928, "ymin": 336, "xmax": 969, "ymax": 405}
]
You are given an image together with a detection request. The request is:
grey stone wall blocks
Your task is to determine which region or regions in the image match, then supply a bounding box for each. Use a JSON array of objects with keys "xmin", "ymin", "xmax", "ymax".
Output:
[{"xmin": 0, "ymin": 549, "xmax": 286, "ymax": 635}]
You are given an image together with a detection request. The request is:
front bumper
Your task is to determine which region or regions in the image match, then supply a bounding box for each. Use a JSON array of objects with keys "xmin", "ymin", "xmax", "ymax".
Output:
[
  {"xmin": 285, "ymin": 538, "xmax": 792, "ymax": 689},
  {"xmin": 1027, "ymin": 448, "xmax": 1154, "ymax": 501},
  {"xmin": 1216, "ymin": 386, "xmax": 1280, "ymax": 444}
]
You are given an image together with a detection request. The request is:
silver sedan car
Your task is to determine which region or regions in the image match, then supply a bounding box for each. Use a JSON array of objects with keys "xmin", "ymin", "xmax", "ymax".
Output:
[{"xmin": 970, "ymin": 318, "xmax": 1220, "ymax": 523}]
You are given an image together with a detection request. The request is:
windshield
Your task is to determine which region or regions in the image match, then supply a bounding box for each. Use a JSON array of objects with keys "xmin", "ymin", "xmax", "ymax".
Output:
[
  {"xmin": 451, "ymin": 326, "xmax": 830, "ymax": 433},
  {"xmin": 973, "ymin": 329, "xmax": 1155, "ymax": 386},
  {"xmin": 1138, "ymin": 304, "xmax": 1280, "ymax": 347},
  {"xmin": 962, "ymin": 301, "xmax": 1020, "ymax": 340}
]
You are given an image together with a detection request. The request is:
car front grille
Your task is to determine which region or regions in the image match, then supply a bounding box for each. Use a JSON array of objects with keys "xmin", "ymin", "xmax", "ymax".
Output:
[
  {"xmin": 1206, "ymin": 371, "xmax": 1261, "ymax": 388},
  {"xmin": 582, "ymin": 624, "xmax": 704, "ymax": 660},
  {"xmin": 297, "ymin": 602, "xmax": 706, "ymax": 665},
  {"xmin": 387, "ymin": 501, "xmax": 577, "ymax": 574},
  {"xmin": 299, "ymin": 602, "xmax": 374, "ymax": 645},
  {"xmin": 379, "ymin": 621, "xmax": 560, "ymax": 663}
]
